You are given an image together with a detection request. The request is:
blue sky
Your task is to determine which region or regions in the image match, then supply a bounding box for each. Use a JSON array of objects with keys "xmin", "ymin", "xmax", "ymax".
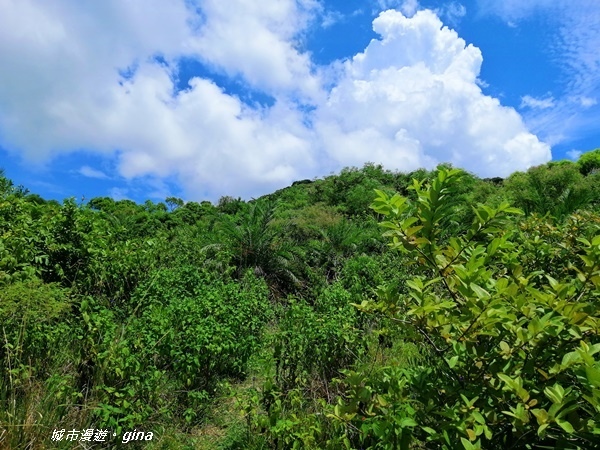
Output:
[{"xmin": 0, "ymin": 0, "xmax": 599, "ymax": 204}]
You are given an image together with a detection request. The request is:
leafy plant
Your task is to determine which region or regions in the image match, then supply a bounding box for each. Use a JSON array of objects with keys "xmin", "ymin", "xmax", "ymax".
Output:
[
  {"xmin": 211, "ymin": 198, "xmax": 303, "ymax": 297},
  {"xmin": 577, "ymin": 148, "xmax": 600, "ymax": 176},
  {"xmin": 0, "ymin": 279, "xmax": 81, "ymax": 449},
  {"xmin": 503, "ymin": 163, "xmax": 594, "ymax": 219},
  {"xmin": 335, "ymin": 167, "xmax": 600, "ymax": 449}
]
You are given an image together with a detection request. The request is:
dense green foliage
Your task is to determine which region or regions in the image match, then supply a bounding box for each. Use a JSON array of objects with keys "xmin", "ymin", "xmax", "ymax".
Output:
[
  {"xmin": 1, "ymin": 152, "xmax": 600, "ymax": 449},
  {"xmin": 351, "ymin": 169, "xmax": 600, "ymax": 448}
]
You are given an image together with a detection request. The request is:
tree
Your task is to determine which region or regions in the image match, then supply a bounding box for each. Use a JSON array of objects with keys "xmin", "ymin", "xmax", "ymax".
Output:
[
  {"xmin": 217, "ymin": 195, "xmax": 245, "ymax": 215},
  {"xmin": 577, "ymin": 148, "xmax": 600, "ymax": 176},
  {"xmin": 211, "ymin": 198, "xmax": 302, "ymax": 296},
  {"xmin": 88, "ymin": 196, "xmax": 116, "ymax": 212},
  {"xmin": 171, "ymin": 200, "xmax": 214, "ymax": 225},
  {"xmin": 165, "ymin": 196, "xmax": 184, "ymax": 212},
  {"xmin": 503, "ymin": 163, "xmax": 593, "ymax": 219},
  {"xmin": 310, "ymin": 219, "xmax": 364, "ymax": 282},
  {"xmin": 0, "ymin": 168, "xmax": 14, "ymax": 197},
  {"xmin": 143, "ymin": 199, "xmax": 167, "ymax": 213}
]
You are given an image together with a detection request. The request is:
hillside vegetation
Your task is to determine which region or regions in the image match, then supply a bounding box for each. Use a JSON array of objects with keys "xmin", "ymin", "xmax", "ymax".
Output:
[{"xmin": 1, "ymin": 150, "xmax": 600, "ymax": 449}]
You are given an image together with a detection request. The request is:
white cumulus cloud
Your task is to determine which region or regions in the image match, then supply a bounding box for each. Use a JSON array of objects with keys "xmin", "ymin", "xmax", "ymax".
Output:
[
  {"xmin": 0, "ymin": 1, "xmax": 550, "ymax": 201},
  {"xmin": 314, "ymin": 10, "xmax": 550, "ymax": 178},
  {"xmin": 187, "ymin": 0, "xmax": 324, "ymax": 102}
]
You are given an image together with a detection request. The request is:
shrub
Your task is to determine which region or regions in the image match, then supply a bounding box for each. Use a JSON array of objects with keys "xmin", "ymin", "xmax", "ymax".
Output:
[
  {"xmin": 0, "ymin": 279, "xmax": 72, "ymax": 379},
  {"xmin": 335, "ymin": 167, "xmax": 600, "ymax": 449},
  {"xmin": 274, "ymin": 284, "xmax": 366, "ymax": 393},
  {"xmin": 84, "ymin": 266, "xmax": 271, "ymax": 431},
  {"xmin": 134, "ymin": 267, "xmax": 271, "ymax": 386},
  {"xmin": 577, "ymin": 148, "xmax": 600, "ymax": 176},
  {"xmin": 504, "ymin": 163, "xmax": 593, "ymax": 218}
]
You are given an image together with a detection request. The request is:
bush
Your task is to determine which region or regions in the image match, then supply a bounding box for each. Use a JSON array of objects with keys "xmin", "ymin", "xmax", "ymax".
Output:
[
  {"xmin": 84, "ymin": 266, "xmax": 271, "ymax": 431},
  {"xmin": 134, "ymin": 267, "xmax": 271, "ymax": 386},
  {"xmin": 504, "ymin": 163, "xmax": 593, "ymax": 218},
  {"xmin": 0, "ymin": 279, "xmax": 80, "ymax": 449},
  {"xmin": 0, "ymin": 279, "xmax": 72, "ymax": 379},
  {"xmin": 577, "ymin": 148, "xmax": 600, "ymax": 176},
  {"xmin": 337, "ymin": 168, "xmax": 600, "ymax": 449},
  {"xmin": 274, "ymin": 284, "xmax": 366, "ymax": 392}
]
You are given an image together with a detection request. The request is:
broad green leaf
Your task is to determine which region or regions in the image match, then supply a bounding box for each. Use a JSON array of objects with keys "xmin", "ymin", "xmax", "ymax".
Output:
[
  {"xmin": 545, "ymin": 384, "xmax": 565, "ymax": 404},
  {"xmin": 405, "ymin": 226, "xmax": 423, "ymax": 237},
  {"xmin": 470, "ymin": 283, "xmax": 490, "ymax": 300},
  {"xmin": 400, "ymin": 418, "xmax": 417, "ymax": 427},
  {"xmin": 460, "ymin": 437, "xmax": 481, "ymax": 450},
  {"xmin": 447, "ymin": 355, "xmax": 459, "ymax": 369},
  {"xmin": 556, "ymin": 418, "xmax": 575, "ymax": 433},
  {"xmin": 472, "ymin": 410, "xmax": 485, "ymax": 425},
  {"xmin": 586, "ymin": 367, "xmax": 600, "ymax": 388},
  {"xmin": 421, "ymin": 426, "xmax": 437, "ymax": 435},
  {"xmin": 532, "ymin": 408, "xmax": 549, "ymax": 425}
]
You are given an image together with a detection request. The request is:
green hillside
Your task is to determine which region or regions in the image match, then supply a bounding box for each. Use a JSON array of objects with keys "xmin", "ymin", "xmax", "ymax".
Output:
[{"xmin": 1, "ymin": 152, "xmax": 600, "ymax": 449}]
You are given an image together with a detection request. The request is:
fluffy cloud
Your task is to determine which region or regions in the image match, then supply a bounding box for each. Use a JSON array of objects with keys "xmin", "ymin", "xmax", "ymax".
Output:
[
  {"xmin": 0, "ymin": 0, "xmax": 550, "ymax": 201},
  {"xmin": 315, "ymin": 10, "xmax": 550, "ymax": 177},
  {"xmin": 0, "ymin": 0, "xmax": 192, "ymax": 160},
  {"xmin": 99, "ymin": 63, "xmax": 316, "ymax": 198},
  {"xmin": 187, "ymin": 0, "xmax": 324, "ymax": 102},
  {"xmin": 0, "ymin": 0, "xmax": 319, "ymax": 199}
]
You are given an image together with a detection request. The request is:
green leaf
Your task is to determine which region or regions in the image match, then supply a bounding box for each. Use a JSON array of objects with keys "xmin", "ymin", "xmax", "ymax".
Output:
[
  {"xmin": 421, "ymin": 426, "xmax": 437, "ymax": 435},
  {"xmin": 497, "ymin": 373, "xmax": 513, "ymax": 387},
  {"xmin": 401, "ymin": 216, "xmax": 419, "ymax": 228},
  {"xmin": 505, "ymin": 208, "xmax": 523, "ymax": 215},
  {"xmin": 472, "ymin": 410, "xmax": 486, "ymax": 425},
  {"xmin": 546, "ymin": 275, "xmax": 559, "ymax": 289},
  {"xmin": 400, "ymin": 418, "xmax": 417, "ymax": 427},
  {"xmin": 447, "ymin": 355, "xmax": 459, "ymax": 369},
  {"xmin": 405, "ymin": 226, "xmax": 423, "ymax": 237},
  {"xmin": 460, "ymin": 437, "xmax": 480, "ymax": 450},
  {"xmin": 406, "ymin": 279, "xmax": 424, "ymax": 292},
  {"xmin": 470, "ymin": 283, "xmax": 491, "ymax": 300},
  {"xmin": 545, "ymin": 384, "xmax": 565, "ymax": 404},
  {"xmin": 586, "ymin": 367, "xmax": 600, "ymax": 388},
  {"xmin": 466, "ymin": 429, "xmax": 476, "ymax": 441},
  {"xmin": 532, "ymin": 408, "xmax": 549, "ymax": 425},
  {"xmin": 560, "ymin": 351, "xmax": 580, "ymax": 369},
  {"xmin": 556, "ymin": 418, "xmax": 575, "ymax": 434}
]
